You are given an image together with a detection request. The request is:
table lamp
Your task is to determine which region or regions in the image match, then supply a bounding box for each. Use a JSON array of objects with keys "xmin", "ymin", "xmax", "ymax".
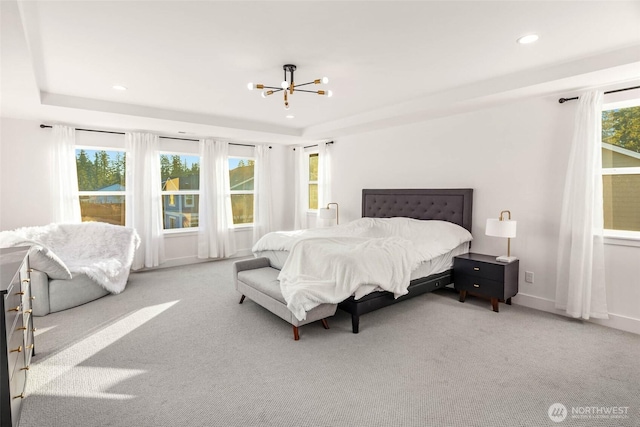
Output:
[
  {"xmin": 485, "ymin": 210, "xmax": 517, "ymax": 263},
  {"xmin": 319, "ymin": 202, "xmax": 339, "ymax": 225}
]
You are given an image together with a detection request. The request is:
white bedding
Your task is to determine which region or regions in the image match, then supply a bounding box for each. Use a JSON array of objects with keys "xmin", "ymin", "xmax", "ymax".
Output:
[
  {"xmin": 257, "ymin": 242, "xmax": 469, "ymax": 280},
  {"xmin": 253, "ymin": 218, "xmax": 473, "ymax": 321}
]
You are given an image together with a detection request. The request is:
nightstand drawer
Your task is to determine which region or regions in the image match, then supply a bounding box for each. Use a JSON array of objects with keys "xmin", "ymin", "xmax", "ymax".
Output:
[
  {"xmin": 454, "ymin": 257, "xmax": 504, "ymax": 280},
  {"xmin": 454, "ymin": 274, "xmax": 504, "ymax": 298}
]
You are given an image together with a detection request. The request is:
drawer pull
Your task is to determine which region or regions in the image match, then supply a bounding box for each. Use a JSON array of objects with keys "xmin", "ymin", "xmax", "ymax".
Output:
[
  {"xmin": 32, "ymin": 328, "xmax": 37, "ymax": 332},
  {"xmin": 13, "ymin": 393, "xmax": 25, "ymax": 400},
  {"xmin": 20, "ymin": 366, "xmax": 30, "ymax": 371},
  {"xmin": 31, "ymin": 296, "xmax": 36, "ymax": 300},
  {"xmin": 24, "ymin": 309, "xmax": 33, "ymax": 315},
  {"xmin": 25, "ymin": 344, "xmax": 34, "ymax": 351},
  {"xmin": 10, "ymin": 345, "xmax": 22, "ymax": 353},
  {"xmin": 8, "ymin": 306, "xmax": 21, "ymax": 312},
  {"xmin": 473, "ymin": 284, "xmax": 480, "ymax": 288},
  {"xmin": 17, "ymin": 326, "xmax": 27, "ymax": 331},
  {"xmin": 14, "ymin": 291, "xmax": 25, "ymax": 296},
  {"xmin": 22, "ymin": 278, "xmax": 30, "ymax": 283},
  {"xmin": 473, "ymin": 267, "xmax": 480, "ymax": 271},
  {"xmin": 28, "ymin": 268, "xmax": 34, "ymax": 272},
  {"xmin": 435, "ymin": 281, "xmax": 440, "ymax": 287}
]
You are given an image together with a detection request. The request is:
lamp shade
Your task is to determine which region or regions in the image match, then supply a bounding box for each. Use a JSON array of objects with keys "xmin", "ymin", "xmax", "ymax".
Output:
[
  {"xmin": 486, "ymin": 218, "xmax": 517, "ymax": 238},
  {"xmin": 319, "ymin": 208, "xmax": 337, "ymax": 220}
]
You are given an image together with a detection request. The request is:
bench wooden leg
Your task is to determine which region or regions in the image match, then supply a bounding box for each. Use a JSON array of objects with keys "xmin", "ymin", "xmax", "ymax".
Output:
[
  {"xmin": 351, "ymin": 314, "xmax": 360, "ymax": 334},
  {"xmin": 293, "ymin": 325, "xmax": 300, "ymax": 341},
  {"xmin": 239, "ymin": 295, "xmax": 245, "ymax": 304},
  {"xmin": 321, "ymin": 318, "xmax": 330, "ymax": 329}
]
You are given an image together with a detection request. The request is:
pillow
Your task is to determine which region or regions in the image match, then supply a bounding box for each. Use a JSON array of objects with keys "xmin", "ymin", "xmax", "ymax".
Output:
[{"xmin": 28, "ymin": 246, "xmax": 72, "ymax": 280}]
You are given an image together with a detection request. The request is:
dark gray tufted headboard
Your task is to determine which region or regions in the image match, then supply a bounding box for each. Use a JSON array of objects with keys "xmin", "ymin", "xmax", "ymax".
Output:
[{"xmin": 362, "ymin": 189, "xmax": 473, "ymax": 233}]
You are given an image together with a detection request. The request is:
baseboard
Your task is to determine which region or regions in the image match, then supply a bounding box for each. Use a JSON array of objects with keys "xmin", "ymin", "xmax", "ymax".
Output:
[
  {"xmin": 514, "ymin": 293, "xmax": 640, "ymax": 336},
  {"xmin": 143, "ymin": 249, "xmax": 254, "ymax": 270}
]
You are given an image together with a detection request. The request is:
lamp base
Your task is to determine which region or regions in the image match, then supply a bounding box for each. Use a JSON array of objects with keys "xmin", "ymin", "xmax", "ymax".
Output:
[{"xmin": 496, "ymin": 255, "xmax": 518, "ymax": 263}]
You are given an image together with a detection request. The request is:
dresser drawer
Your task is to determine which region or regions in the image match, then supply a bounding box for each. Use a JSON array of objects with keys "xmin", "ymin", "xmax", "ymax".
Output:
[
  {"xmin": 454, "ymin": 274, "xmax": 504, "ymax": 298},
  {"xmin": 4, "ymin": 276, "xmax": 22, "ymax": 331},
  {"xmin": 9, "ymin": 359, "xmax": 27, "ymax": 426},
  {"xmin": 454, "ymin": 257, "xmax": 504, "ymax": 280},
  {"xmin": 23, "ymin": 316, "xmax": 34, "ymax": 367},
  {"xmin": 7, "ymin": 313, "xmax": 26, "ymax": 381}
]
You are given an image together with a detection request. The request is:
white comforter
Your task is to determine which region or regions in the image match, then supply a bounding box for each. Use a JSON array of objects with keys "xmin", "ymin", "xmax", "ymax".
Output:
[{"xmin": 253, "ymin": 218, "xmax": 473, "ymax": 321}]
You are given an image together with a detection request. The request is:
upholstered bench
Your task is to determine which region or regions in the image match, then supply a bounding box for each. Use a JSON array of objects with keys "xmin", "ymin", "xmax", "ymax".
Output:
[{"xmin": 233, "ymin": 257, "xmax": 337, "ymax": 340}]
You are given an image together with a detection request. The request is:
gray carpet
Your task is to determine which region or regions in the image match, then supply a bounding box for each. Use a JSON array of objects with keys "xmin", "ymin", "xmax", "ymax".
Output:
[{"xmin": 19, "ymin": 259, "xmax": 640, "ymax": 427}]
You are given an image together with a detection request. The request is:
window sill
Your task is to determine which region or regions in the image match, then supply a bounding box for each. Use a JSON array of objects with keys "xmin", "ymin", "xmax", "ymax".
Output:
[
  {"xmin": 603, "ymin": 230, "xmax": 640, "ymax": 247},
  {"xmin": 231, "ymin": 224, "xmax": 254, "ymax": 231},
  {"xmin": 163, "ymin": 229, "xmax": 198, "ymax": 237}
]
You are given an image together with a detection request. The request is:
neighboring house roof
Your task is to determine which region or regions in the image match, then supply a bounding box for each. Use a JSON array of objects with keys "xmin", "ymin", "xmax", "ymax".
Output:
[
  {"xmin": 229, "ymin": 165, "xmax": 254, "ymax": 191},
  {"xmin": 98, "ymin": 183, "xmax": 125, "ymax": 191},
  {"xmin": 602, "ymin": 142, "xmax": 640, "ymax": 168},
  {"xmin": 162, "ymin": 174, "xmax": 200, "ymax": 191}
]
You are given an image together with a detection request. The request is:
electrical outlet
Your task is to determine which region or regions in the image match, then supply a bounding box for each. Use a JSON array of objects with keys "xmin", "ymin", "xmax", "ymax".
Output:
[{"xmin": 525, "ymin": 271, "xmax": 534, "ymax": 283}]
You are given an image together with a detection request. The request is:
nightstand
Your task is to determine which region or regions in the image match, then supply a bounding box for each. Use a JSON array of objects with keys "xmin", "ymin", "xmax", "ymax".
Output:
[{"xmin": 453, "ymin": 253, "xmax": 519, "ymax": 312}]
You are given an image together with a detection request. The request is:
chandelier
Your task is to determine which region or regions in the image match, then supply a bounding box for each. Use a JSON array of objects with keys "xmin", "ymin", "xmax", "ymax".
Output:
[{"xmin": 247, "ymin": 64, "xmax": 332, "ymax": 110}]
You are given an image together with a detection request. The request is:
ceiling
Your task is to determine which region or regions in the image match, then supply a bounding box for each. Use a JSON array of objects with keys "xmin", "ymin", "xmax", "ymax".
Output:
[{"xmin": 2, "ymin": 1, "xmax": 640, "ymax": 144}]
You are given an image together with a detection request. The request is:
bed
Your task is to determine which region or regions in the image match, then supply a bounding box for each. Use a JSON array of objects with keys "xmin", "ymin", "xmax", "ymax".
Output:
[
  {"xmin": 253, "ymin": 188, "xmax": 474, "ymax": 333},
  {"xmin": 339, "ymin": 188, "xmax": 473, "ymax": 333}
]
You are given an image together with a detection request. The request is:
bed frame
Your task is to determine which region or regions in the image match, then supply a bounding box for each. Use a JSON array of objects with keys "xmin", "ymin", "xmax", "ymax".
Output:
[{"xmin": 338, "ymin": 188, "xmax": 473, "ymax": 333}]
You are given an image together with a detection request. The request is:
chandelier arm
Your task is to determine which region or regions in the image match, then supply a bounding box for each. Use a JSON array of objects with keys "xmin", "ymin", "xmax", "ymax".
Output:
[
  {"xmin": 293, "ymin": 81, "xmax": 320, "ymax": 88},
  {"xmin": 262, "ymin": 86, "xmax": 284, "ymax": 91},
  {"xmin": 293, "ymin": 89, "xmax": 323, "ymax": 94}
]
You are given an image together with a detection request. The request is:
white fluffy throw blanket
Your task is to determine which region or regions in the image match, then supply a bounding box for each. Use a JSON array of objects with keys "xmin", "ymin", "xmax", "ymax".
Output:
[{"xmin": 0, "ymin": 222, "xmax": 140, "ymax": 294}]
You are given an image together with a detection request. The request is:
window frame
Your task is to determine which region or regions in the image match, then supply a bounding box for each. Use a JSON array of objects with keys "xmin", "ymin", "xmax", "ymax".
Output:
[
  {"xmin": 228, "ymin": 155, "xmax": 256, "ymax": 228},
  {"xmin": 75, "ymin": 145, "xmax": 127, "ymax": 226},
  {"xmin": 307, "ymin": 150, "xmax": 319, "ymax": 212},
  {"xmin": 159, "ymin": 151, "xmax": 201, "ymax": 234},
  {"xmin": 601, "ymin": 97, "xmax": 640, "ymax": 242}
]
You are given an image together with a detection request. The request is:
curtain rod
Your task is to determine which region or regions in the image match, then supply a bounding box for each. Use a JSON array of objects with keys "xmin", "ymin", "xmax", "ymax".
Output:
[
  {"xmin": 293, "ymin": 141, "xmax": 334, "ymax": 151},
  {"xmin": 39, "ymin": 124, "xmax": 271, "ymax": 148},
  {"xmin": 558, "ymin": 85, "xmax": 640, "ymax": 104}
]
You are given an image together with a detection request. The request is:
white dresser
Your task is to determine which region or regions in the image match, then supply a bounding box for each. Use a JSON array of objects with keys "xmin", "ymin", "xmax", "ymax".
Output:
[{"xmin": 0, "ymin": 247, "xmax": 35, "ymax": 427}]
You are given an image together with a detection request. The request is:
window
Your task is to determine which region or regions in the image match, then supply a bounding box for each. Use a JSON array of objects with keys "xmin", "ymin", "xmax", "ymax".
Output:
[
  {"xmin": 308, "ymin": 152, "xmax": 318, "ymax": 210},
  {"xmin": 601, "ymin": 100, "xmax": 640, "ymax": 233},
  {"xmin": 76, "ymin": 148, "xmax": 126, "ymax": 225},
  {"xmin": 229, "ymin": 157, "xmax": 255, "ymax": 225},
  {"xmin": 160, "ymin": 153, "xmax": 200, "ymax": 230}
]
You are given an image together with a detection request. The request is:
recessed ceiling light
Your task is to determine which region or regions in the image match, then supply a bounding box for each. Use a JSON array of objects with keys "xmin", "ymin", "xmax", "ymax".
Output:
[
  {"xmin": 286, "ymin": 115, "xmax": 295, "ymax": 119},
  {"xmin": 112, "ymin": 85, "xmax": 127, "ymax": 91},
  {"xmin": 517, "ymin": 34, "xmax": 539, "ymax": 44}
]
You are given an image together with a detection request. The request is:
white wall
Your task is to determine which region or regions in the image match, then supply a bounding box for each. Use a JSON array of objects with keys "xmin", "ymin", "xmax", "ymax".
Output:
[
  {"xmin": 0, "ymin": 117, "xmax": 295, "ymax": 265},
  {"xmin": 329, "ymin": 94, "xmax": 640, "ymax": 334},
  {"xmin": 2, "ymin": 97, "xmax": 638, "ymax": 334}
]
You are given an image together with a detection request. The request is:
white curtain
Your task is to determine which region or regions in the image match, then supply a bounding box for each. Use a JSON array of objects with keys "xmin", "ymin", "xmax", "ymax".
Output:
[
  {"xmin": 125, "ymin": 132, "xmax": 164, "ymax": 269},
  {"xmin": 198, "ymin": 139, "xmax": 236, "ymax": 258},
  {"xmin": 317, "ymin": 141, "xmax": 333, "ymax": 217},
  {"xmin": 293, "ymin": 147, "xmax": 309, "ymax": 229},
  {"xmin": 51, "ymin": 125, "xmax": 81, "ymax": 223},
  {"xmin": 555, "ymin": 90, "xmax": 608, "ymax": 320},
  {"xmin": 252, "ymin": 144, "xmax": 272, "ymax": 244}
]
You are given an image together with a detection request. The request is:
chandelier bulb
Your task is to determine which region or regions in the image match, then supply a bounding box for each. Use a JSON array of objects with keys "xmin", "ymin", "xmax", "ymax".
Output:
[
  {"xmin": 247, "ymin": 82, "xmax": 253, "ymax": 90},
  {"xmin": 284, "ymin": 102, "xmax": 290, "ymax": 110},
  {"xmin": 281, "ymin": 80, "xmax": 288, "ymax": 89},
  {"xmin": 327, "ymin": 89, "xmax": 333, "ymax": 98},
  {"xmin": 322, "ymin": 76, "xmax": 329, "ymax": 84}
]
